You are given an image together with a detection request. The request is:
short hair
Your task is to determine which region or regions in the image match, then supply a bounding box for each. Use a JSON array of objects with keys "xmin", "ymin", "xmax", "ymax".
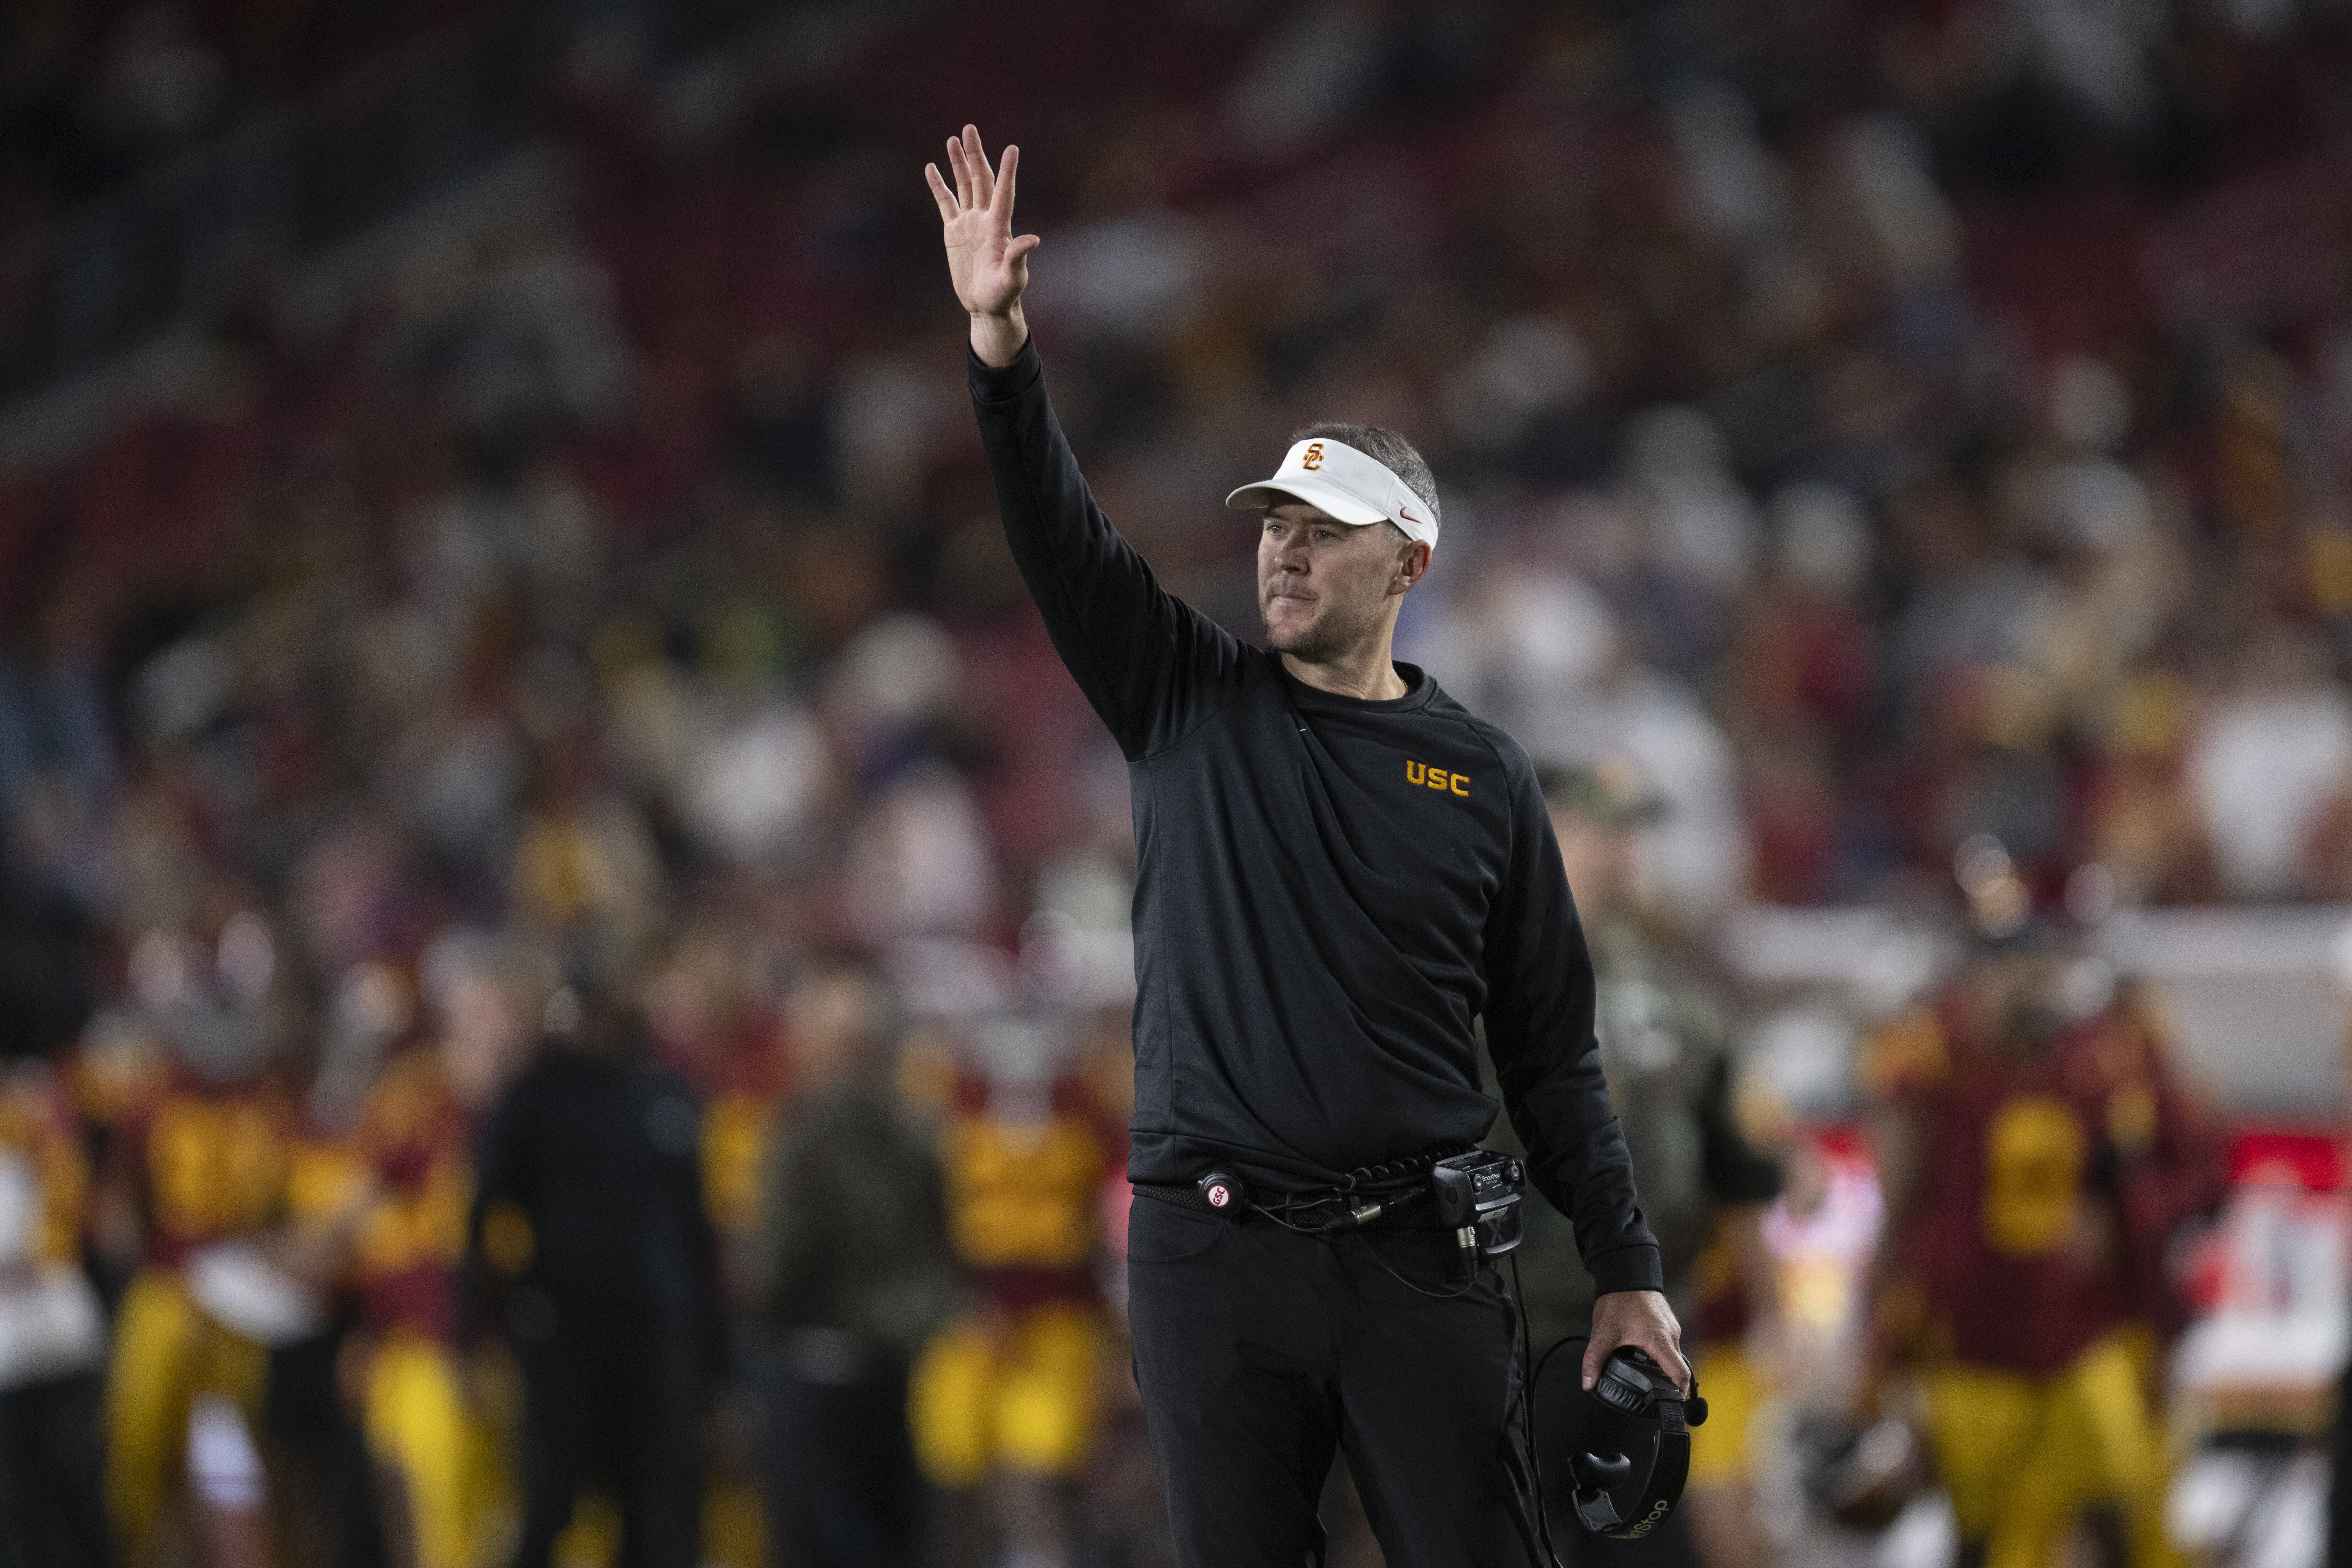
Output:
[{"xmin": 1291, "ymin": 421, "xmax": 1440, "ymax": 537}]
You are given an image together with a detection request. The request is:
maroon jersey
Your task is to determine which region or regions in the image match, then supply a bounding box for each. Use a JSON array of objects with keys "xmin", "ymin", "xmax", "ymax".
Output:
[
  {"xmin": 118, "ymin": 1068, "xmax": 298, "ymax": 1273},
  {"xmin": 350, "ymin": 1049, "xmax": 472, "ymax": 1340},
  {"xmin": 1866, "ymin": 989, "xmax": 2208, "ymax": 1376}
]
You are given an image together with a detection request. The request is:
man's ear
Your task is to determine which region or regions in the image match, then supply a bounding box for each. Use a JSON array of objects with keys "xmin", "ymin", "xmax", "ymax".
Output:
[{"xmin": 1392, "ymin": 539, "xmax": 1433, "ymax": 595}]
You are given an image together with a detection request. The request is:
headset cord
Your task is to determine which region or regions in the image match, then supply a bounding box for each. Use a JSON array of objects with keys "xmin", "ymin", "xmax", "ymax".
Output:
[
  {"xmin": 1244, "ymin": 1202, "xmax": 1338, "ymax": 1237},
  {"xmin": 1343, "ymin": 1228, "xmax": 1485, "ymax": 1300},
  {"xmin": 1507, "ymin": 1253, "xmax": 1568, "ymax": 1568},
  {"xmin": 1243, "ymin": 1198, "xmax": 1486, "ymax": 1300}
]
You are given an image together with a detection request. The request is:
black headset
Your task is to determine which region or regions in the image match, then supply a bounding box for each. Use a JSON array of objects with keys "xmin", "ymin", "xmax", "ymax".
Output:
[{"xmin": 1529, "ymin": 1338, "xmax": 1707, "ymax": 1542}]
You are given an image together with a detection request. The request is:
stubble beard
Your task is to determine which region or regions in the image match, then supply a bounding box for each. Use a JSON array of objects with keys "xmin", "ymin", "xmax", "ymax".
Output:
[{"xmin": 1261, "ymin": 586, "xmax": 1372, "ymax": 666}]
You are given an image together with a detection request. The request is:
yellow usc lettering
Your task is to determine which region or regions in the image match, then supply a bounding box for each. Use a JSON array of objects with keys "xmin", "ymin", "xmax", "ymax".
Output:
[
  {"xmin": 1301, "ymin": 441, "xmax": 1326, "ymax": 471},
  {"xmin": 1403, "ymin": 761, "xmax": 1470, "ymax": 798}
]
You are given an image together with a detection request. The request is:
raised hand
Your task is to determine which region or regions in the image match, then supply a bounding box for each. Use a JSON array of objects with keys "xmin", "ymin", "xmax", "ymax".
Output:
[{"xmin": 924, "ymin": 124, "xmax": 1038, "ymax": 365}]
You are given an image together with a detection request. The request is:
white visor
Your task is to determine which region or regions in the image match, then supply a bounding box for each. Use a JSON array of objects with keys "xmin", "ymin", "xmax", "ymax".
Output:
[{"xmin": 1224, "ymin": 438, "xmax": 1438, "ymax": 547}]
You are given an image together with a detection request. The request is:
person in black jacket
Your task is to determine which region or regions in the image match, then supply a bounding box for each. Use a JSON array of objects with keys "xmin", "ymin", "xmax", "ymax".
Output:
[
  {"xmin": 924, "ymin": 125, "xmax": 1683, "ymax": 1568},
  {"xmin": 466, "ymin": 944, "xmax": 724, "ymax": 1568}
]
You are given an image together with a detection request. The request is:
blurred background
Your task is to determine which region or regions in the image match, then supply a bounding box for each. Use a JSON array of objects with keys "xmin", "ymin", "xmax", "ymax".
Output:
[{"xmin": 0, "ymin": 0, "xmax": 2349, "ymax": 1565}]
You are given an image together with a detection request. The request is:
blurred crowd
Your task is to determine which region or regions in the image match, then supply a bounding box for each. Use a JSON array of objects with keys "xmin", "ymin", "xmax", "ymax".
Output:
[
  {"xmin": 0, "ymin": 0, "xmax": 507, "ymax": 243},
  {"xmin": 0, "ymin": 0, "xmax": 2346, "ymax": 1564}
]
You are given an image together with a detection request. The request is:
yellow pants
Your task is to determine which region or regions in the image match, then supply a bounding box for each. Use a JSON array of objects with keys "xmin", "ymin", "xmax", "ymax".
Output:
[
  {"xmin": 910, "ymin": 1303, "xmax": 1100, "ymax": 1485},
  {"xmin": 105, "ymin": 1269, "xmax": 270, "ymax": 1556},
  {"xmin": 1925, "ymin": 1332, "xmax": 2176, "ymax": 1568},
  {"xmin": 363, "ymin": 1331, "xmax": 513, "ymax": 1568},
  {"xmin": 1686, "ymin": 1343, "xmax": 1764, "ymax": 1488}
]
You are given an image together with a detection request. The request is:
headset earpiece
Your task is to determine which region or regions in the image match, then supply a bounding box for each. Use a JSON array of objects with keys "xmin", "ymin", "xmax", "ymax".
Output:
[
  {"xmin": 1572, "ymin": 1451, "xmax": 1632, "ymax": 1496},
  {"xmin": 1532, "ymin": 1343, "xmax": 1700, "ymax": 1541}
]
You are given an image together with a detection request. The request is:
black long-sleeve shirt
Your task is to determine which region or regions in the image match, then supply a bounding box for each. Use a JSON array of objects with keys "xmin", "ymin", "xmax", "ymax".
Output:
[{"xmin": 972, "ymin": 340, "xmax": 1661, "ymax": 1295}]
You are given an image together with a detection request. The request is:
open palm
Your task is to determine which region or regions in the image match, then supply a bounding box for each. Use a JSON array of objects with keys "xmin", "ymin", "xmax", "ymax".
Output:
[{"xmin": 925, "ymin": 124, "xmax": 1038, "ymax": 319}]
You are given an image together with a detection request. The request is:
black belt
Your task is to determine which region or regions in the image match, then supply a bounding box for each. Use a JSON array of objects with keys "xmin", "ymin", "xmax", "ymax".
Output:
[{"xmin": 1133, "ymin": 1180, "xmax": 1437, "ymax": 1232}]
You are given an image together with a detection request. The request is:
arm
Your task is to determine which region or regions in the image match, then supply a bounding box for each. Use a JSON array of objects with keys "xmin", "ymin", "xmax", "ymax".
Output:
[
  {"xmin": 929, "ymin": 126, "xmax": 1248, "ymax": 758},
  {"xmin": 2114, "ymin": 1001, "xmax": 2226, "ymax": 1337},
  {"xmin": 1480, "ymin": 757, "xmax": 1680, "ymax": 1385}
]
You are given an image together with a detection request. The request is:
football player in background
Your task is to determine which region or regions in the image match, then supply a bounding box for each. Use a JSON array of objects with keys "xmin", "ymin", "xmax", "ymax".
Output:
[
  {"xmin": 909, "ymin": 1000, "xmax": 1115, "ymax": 1568},
  {"xmin": 1863, "ymin": 928, "xmax": 2221, "ymax": 1568},
  {"xmin": 99, "ymin": 921, "xmax": 303, "ymax": 1567},
  {"xmin": 336, "ymin": 936, "xmax": 537, "ymax": 1568}
]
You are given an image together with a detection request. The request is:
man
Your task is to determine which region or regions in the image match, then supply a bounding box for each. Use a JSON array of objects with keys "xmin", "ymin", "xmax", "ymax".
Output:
[
  {"xmin": 925, "ymin": 125, "xmax": 1679, "ymax": 1567},
  {"xmin": 465, "ymin": 942, "xmax": 725, "ymax": 1568},
  {"xmin": 1863, "ymin": 932, "xmax": 2215, "ymax": 1568},
  {"xmin": 1519, "ymin": 761, "xmax": 1781, "ymax": 1568}
]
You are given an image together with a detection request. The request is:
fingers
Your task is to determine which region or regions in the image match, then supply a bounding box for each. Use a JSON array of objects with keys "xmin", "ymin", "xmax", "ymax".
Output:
[
  {"xmin": 1584, "ymin": 1334, "xmax": 1691, "ymax": 1393},
  {"xmin": 924, "ymin": 163, "xmax": 958, "ymax": 223},
  {"xmin": 944, "ymin": 136, "xmax": 973, "ymax": 210},
  {"xmin": 942, "ymin": 126, "xmax": 1023, "ymax": 227},
  {"xmin": 1581, "ymin": 1307, "xmax": 1692, "ymax": 1394},
  {"xmin": 962, "ymin": 125, "xmax": 994, "ymax": 211},
  {"xmin": 1647, "ymin": 1330, "xmax": 1692, "ymax": 1393},
  {"xmin": 1005, "ymin": 234, "xmax": 1040, "ymax": 261},
  {"xmin": 1660, "ymin": 1339, "xmax": 1693, "ymax": 1394},
  {"xmin": 993, "ymin": 142, "xmax": 1020, "ymax": 218}
]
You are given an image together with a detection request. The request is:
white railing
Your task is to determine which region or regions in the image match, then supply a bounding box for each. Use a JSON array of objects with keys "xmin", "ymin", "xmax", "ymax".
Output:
[{"xmin": 1718, "ymin": 904, "xmax": 2352, "ymax": 1119}]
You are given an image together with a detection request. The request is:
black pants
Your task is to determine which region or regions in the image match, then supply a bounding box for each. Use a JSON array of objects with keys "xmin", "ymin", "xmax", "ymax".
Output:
[
  {"xmin": 1127, "ymin": 1196, "xmax": 1532, "ymax": 1568},
  {"xmin": 0, "ymin": 1371, "xmax": 111, "ymax": 1568},
  {"xmin": 512, "ymin": 1326, "xmax": 705, "ymax": 1568},
  {"xmin": 760, "ymin": 1340, "xmax": 924, "ymax": 1568}
]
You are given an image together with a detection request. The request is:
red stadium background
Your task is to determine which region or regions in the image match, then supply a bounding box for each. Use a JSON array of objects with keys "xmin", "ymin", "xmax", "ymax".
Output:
[{"xmin": 1, "ymin": 2, "xmax": 2349, "ymax": 1566}]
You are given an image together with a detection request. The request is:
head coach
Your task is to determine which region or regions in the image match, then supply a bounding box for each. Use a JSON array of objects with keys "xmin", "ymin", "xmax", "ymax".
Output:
[{"xmin": 927, "ymin": 126, "xmax": 1684, "ymax": 1566}]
